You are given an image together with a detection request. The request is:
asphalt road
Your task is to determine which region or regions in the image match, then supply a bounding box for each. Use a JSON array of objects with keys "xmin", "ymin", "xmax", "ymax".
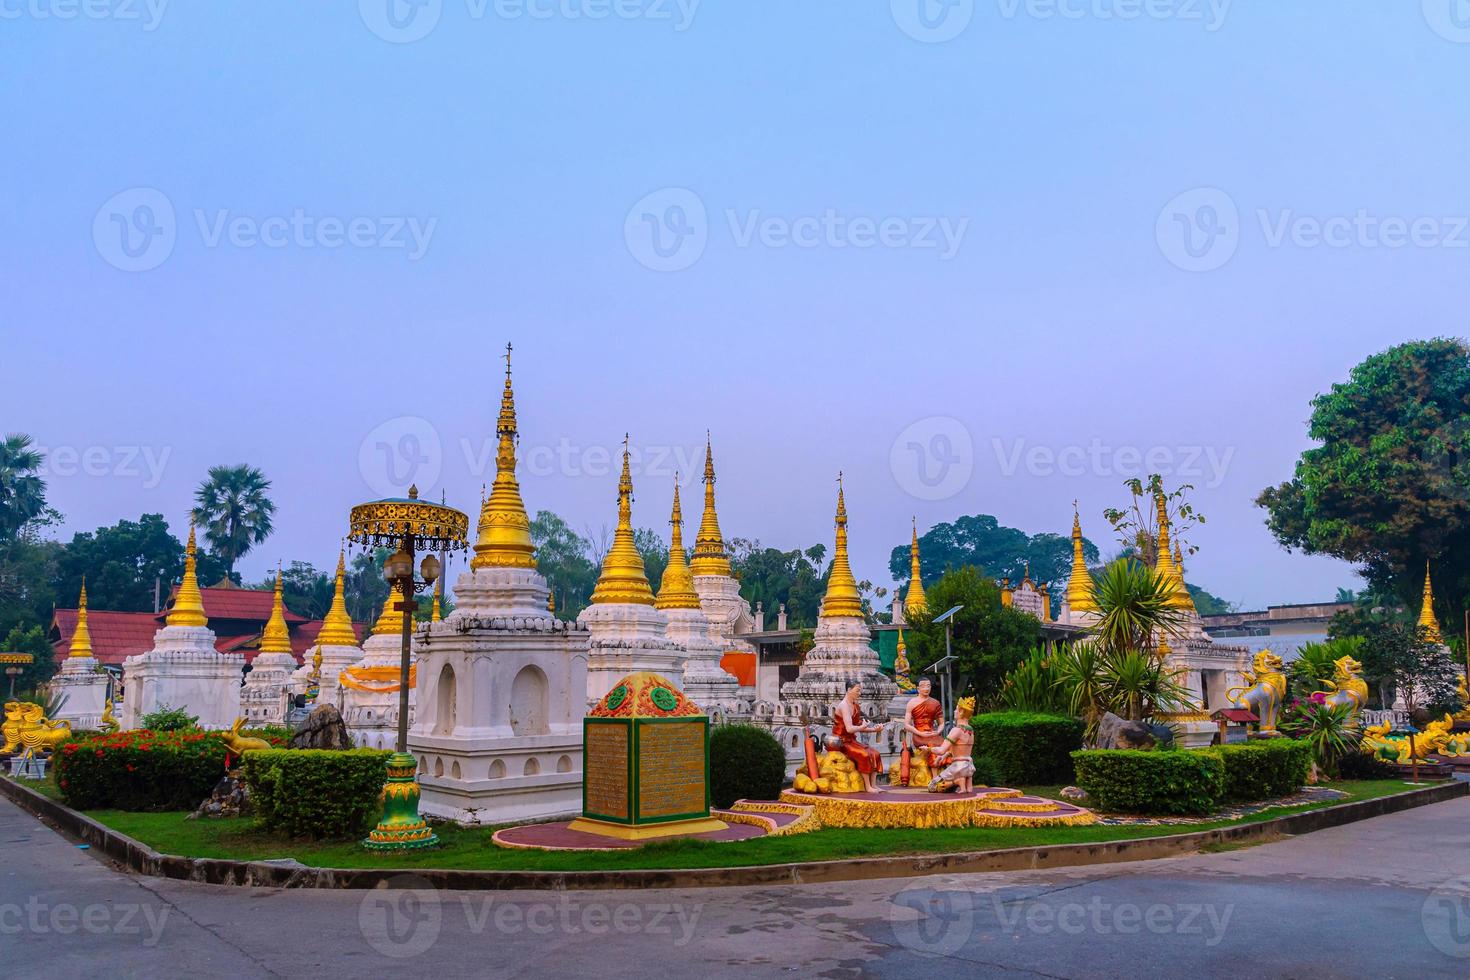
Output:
[{"xmin": 5, "ymin": 793, "xmax": 1470, "ymax": 979}]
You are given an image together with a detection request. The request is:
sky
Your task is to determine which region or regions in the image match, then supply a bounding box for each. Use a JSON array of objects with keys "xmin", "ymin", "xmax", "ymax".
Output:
[{"xmin": 4, "ymin": 1, "xmax": 1466, "ymax": 611}]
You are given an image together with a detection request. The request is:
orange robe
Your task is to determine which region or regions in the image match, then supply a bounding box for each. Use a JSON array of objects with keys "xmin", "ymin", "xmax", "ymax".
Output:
[
  {"xmin": 909, "ymin": 697, "xmax": 944, "ymax": 749},
  {"xmin": 833, "ymin": 704, "xmax": 883, "ymax": 775}
]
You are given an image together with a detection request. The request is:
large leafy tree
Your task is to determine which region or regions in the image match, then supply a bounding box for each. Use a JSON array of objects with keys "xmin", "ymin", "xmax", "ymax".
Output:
[
  {"xmin": 192, "ymin": 465, "xmax": 276, "ymax": 580},
  {"xmin": 530, "ymin": 510, "xmax": 598, "ymax": 618},
  {"xmin": 1, "ymin": 624, "xmax": 56, "ymax": 694},
  {"xmin": 1257, "ymin": 338, "xmax": 1470, "ymax": 614},
  {"xmin": 900, "ymin": 566, "xmax": 1042, "ymax": 704},
  {"xmin": 634, "ymin": 527, "xmax": 669, "ymax": 597},
  {"xmin": 730, "ymin": 539, "xmax": 831, "ymax": 628},
  {"xmin": 54, "ymin": 514, "xmax": 228, "ymax": 613}
]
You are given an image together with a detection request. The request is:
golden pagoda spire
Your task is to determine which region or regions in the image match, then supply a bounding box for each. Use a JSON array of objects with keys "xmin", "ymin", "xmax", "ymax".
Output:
[
  {"xmin": 1064, "ymin": 503, "xmax": 1099, "ymax": 614},
  {"xmin": 820, "ymin": 473, "xmax": 865, "ymax": 619},
  {"xmin": 689, "ymin": 432, "xmax": 731, "ymax": 578},
  {"xmin": 1420, "ymin": 560, "xmax": 1444, "ymax": 644},
  {"xmin": 259, "ymin": 564, "xmax": 292, "ymax": 655},
  {"xmin": 591, "ymin": 437, "xmax": 656, "ymax": 606},
  {"xmin": 69, "ymin": 579, "xmax": 94, "ymax": 658},
  {"xmin": 1153, "ymin": 492, "xmax": 1194, "ymax": 611},
  {"xmin": 372, "ymin": 581, "xmax": 412, "ymax": 636},
  {"xmin": 905, "ymin": 518, "xmax": 928, "ymax": 617},
  {"xmin": 656, "ymin": 479, "xmax": 703, "ymax": 611},
  {"xmin": 315, "ymin": 548, "xmax": 359, "ymax": 647},
  {"xmin": 167, "ymin": 519, "xmax": 209, "ymax": 628},
  {"xmin": 431, "ymin": 577, "xmax": 442, "ymax": 623},
  {"xmin": 471, "ymin": 342, "xmax": 538, "ymax": 571}
]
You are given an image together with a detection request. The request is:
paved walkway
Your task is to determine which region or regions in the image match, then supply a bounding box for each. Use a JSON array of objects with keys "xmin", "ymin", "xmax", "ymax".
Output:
[{"xmin": 4, "ymin": 793, "xmax": 1470, "ymax": 978}]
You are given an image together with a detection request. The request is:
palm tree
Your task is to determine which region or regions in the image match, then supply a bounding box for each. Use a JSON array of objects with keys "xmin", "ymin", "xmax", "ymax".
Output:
[
  {"xmin": 192, "ymin": 465, "xmax": 276, "ymax": 580},
  {"xmin": 0, "ymin": 433, "xmax": 50, "ymax": 541}
]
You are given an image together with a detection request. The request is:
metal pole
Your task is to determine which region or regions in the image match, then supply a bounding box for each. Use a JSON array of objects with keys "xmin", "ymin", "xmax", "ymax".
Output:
[
  {"xmin": 396, "ymin": 535, "xmax": 415, "ymax": 755},
  {"xmin": 944, "ymin": 621, "xmax": 954, "ymax": 721}
]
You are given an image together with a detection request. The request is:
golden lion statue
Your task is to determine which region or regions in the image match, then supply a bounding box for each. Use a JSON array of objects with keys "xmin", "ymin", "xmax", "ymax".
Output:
[
  {"xmin": 1318, "ymin": 655, "xmax": 1369, "ymax": 725},
  {"xmin": 10, "ymin": 703, "xmax": 73, "ymax": 756},
  {"xmin": 2, "ymin": 701, "xmax": 24, "ymax": 754},
  {"xmin": 1228, "ymin": 651, "xmax": 1287, "ymax": 734}
]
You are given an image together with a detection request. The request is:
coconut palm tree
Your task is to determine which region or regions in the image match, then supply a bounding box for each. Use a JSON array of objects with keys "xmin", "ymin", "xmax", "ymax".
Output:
[
  {"xmin": 0, "ymin": 433, "xmax": 50, "ymax": 541},
  {"xmin": 192, "ymin": 465, "xmax": 276, "ymax": 580}
]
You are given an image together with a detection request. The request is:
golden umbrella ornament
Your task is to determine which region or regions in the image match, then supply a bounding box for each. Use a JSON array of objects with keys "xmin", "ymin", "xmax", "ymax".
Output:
[{"xmin": 347, "ymin": 485, "xmax": 469, "ymax": 851}]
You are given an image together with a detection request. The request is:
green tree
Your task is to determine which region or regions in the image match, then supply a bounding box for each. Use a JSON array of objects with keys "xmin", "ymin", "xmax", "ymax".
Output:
[
  {"xmin": 530, "ymin": 510, "xmax": 598, "ymax": 618},
  {"xmin": 730, "ymin": 538, "xmax": 829, "ymax": 628},
  {"xmin": 251, "ymin": 561, "xmax": 333, "ymax": 619},
  {"xmin": 54, "ymin": 514, "xmax": 228, "ymax": 613},
  {"xmin": 192, "ymin": 464, "xmax": 277, "ymax": 581},
  {"xmin": 1104, "ymin": 475, "xmax": 1207, "ymax": 567},
  {"xmin": 0, "ymin": 537, "xmax": 61, "ymax": 640},
  {"xmin": 1186, "ymin": 584, "xmax": 1238, "ymax": 616},
  {"xmin": 901, "ymin": 566, "xmax": 1042, "ymax": 704},
  {"xmin": 1257, "ymin": 338, "xmax": 1470, "ymax": 614},
  {"xmin": 0, "ymin": 433, "xmax": 58, "ymax": 541},
  {"xmin": 345, "ymin": 548, "xmax": 391, "ymax": 624},
  {"xmin": 2, "ymin": 624, "xmax": 56, "ymax": 693},
  {"xmin": 634, "ymin": 527, "xmax": 669, "ymax": 596}
]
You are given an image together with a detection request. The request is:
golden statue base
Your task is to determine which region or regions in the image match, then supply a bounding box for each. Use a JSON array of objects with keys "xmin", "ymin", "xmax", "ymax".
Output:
[{"xmin": 565, "ymin": 816, "xmax": 728, "ymax": 841}]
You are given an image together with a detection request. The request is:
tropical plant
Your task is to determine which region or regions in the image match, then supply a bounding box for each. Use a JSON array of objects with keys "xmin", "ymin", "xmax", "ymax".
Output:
[
  {"xmin": 1282, "ymin": 701, "xmax": 1361, "ymax": 779},
  {"xmin": 1286, "ymin": 637, "xmax": 1365, "ymax": 700},
  {"xmin": 998, "ymin": 648, "xmax": 1068, "ymax": 713},
  {"xmin": 1098, "ymin": 649, "xmax": 1193, "ymax": 722},
  {"xmin": 1053, "ymin": 641, "xmax": 1108, "ymax": 732},
  {"xmin": 0, "ymin": 433, "xmax": 57, "ymax": 542},
  {"xmin": 1103, "ymin": 474, "xmax": 1207, "ymax": 567},
  {"xmin": 139, "ymin": 704, "xmax": 200, "ymax": 732},
  {"xmin": 192, "ymin": 464, "xmax": 277, "ymax": 579},
  {"xmin": 1091, "ymin": 559, "xmax": 1187, "ymax": 659},
  {"xmin": 901, "ymin": 566, "xmax": 1043, "ymax": 702}
]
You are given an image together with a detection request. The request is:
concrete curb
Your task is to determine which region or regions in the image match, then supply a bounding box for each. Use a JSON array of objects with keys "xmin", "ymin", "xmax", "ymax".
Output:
[{"xmin": 4, "ymin": 776, "xmax": 1464, "ymax": 891}]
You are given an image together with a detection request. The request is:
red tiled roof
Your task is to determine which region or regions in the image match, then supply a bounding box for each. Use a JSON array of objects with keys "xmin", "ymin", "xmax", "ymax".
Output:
[
  {"xmin": 50, "ymin": 609, "xmax": 159, "ymax": 667},
  {"xmin": 162, "ymin": 585, "xmax": 309, "ymax": 624}
]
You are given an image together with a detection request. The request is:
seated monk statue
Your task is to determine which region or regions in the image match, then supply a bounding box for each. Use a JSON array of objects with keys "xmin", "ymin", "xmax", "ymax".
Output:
[
  {"xmin": 928, "ymin": 696, "xmax": 978, "ymax": 794},
  {"xmin": 904, "ymin": 678, "xmax": 945, "ymax": 752},
  {"xmin": 833, "ymin": 682, "xmax": 885, "ymax": 793}
]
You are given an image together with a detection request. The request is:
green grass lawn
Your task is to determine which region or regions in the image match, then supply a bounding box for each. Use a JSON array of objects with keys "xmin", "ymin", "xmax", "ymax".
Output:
[{"xmin": 5, "ymin": 776, "xmax": 1421, "ymax": 872}]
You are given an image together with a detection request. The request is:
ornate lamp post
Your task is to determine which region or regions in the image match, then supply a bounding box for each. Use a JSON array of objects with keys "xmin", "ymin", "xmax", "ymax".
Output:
[{"xmin": 348, "ymin": 485, "xmax": 469, "ymax": 851}]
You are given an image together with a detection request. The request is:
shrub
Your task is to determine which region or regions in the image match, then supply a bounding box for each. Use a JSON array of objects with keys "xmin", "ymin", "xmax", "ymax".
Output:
[
  {"xmin": 973, "ymin": 712, "xmax": 1085, "ymax": 785},
  {"xmin": 1072, "ymin": 749, "xmax": 1225, "ymax": 815},
  {"xmin": 57, "ymin": 730, "xmax": 224, "ymax": 810},
  {"xmin": 709, "ymin": 724, "xmax": 786, "ymax": 808},
  {"xmin": 242, "ymin": 749, "xmax": 393, "ymax": 839},
  {"xmin": 1214, "ymin": 740, "xmax": 1312, "ymax": 801},
  {"xmin": 970, "ymin": 754, "xmax": 1002, "ymax": 788},
  {"xmin": 139, "ymin": 706, "xmax": 200, "ymax": 732},
  {"xmin": 1339, "ymin": 751, "xmax": 1396, "ymax": 780}
]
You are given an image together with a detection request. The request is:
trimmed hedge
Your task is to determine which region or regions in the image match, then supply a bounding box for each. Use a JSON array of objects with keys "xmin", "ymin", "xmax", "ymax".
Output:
[
  {"xmin": 242, "ymin": 749, "xmax": 393, "ymax": 839},
  {"xmin": 54, "ymin": 728, "xmax": 284, "ymax": 811},
  {"xmin": 973, "ymin": 712, "xmax": 1085, "ymax": 785},
  {"xmin": 1215, "ymin": 740, "xmax": 1311, "ymax": 802},
  {"xmin": 1072, "ymin": 749, "xmax": 1225, "ymax": 816},
  {"xmin": 710, "ymin": 725, "xmax": 786, "ymax": 808}
]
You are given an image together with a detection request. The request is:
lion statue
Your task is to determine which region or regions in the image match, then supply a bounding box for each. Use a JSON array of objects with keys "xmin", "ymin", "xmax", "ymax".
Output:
[
  {"xmin": 1, "ymin": 701, "xmax": 24, "ymax": 754},
  {"xmin": 1318, "ymin": 655, "xmax": 1369, "ymax": 725},
  {"xmin": 16, "ymin": 703, "xmax": 73, "ymax": 756},
  {"xmin": 1228, "ymin": 651, "xmax": 1287, "ymax": 734}
]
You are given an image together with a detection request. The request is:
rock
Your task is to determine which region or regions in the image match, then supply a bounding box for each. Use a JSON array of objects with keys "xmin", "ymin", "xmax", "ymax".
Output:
[
  {"xmin": 191, "ymin": 771, "xmax": 251, "ymax": 820},
  {"xmin": 289, "ymin": 704, "xmax": 353, "ymax": 750},
  {"xmin": 1096, "ymin": 712, "xmax": 1159, "ymax": 750},
  {"xmin": 1060, "ymin": 785, "xmax": 1088, "ymax": 801}
]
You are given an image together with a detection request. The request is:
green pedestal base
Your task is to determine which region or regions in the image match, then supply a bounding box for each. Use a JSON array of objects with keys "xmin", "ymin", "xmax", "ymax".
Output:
[{"xmin": 362, "ymin": 752, "xmax": 440, "ymax": 851}]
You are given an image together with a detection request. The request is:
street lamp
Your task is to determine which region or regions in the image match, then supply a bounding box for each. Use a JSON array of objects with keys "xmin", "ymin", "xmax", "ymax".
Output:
[
  {"xmin": 932, "ymin": 605, "xmax": 964, "ymax": 722},
  {"xmin": 348, "ymin": 485, "xmax": 469, "ymax": 851}
]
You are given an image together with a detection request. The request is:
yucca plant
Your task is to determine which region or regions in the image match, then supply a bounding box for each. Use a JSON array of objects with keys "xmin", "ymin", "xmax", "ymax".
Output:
[
  {"xmin": 1290, "ymin": 701, "xmax": 1361, "ymax": 778},
  {"xmin": 1092, "ymin": 559, "xmax": 1188, "ymax": 658},
  {"xmin": 1054, "ymin": 641, "xmax": 1109, "ymax": 738},
  {"xmin": 1099, "ymin": 649, "xmax": 1194, "ymax": 722}
]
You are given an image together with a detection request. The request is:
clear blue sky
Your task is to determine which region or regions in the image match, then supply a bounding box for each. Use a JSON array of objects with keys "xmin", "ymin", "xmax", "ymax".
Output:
[{"xmin": 6, "ymin": 2, "xmax": 1466, "ymax": 609}]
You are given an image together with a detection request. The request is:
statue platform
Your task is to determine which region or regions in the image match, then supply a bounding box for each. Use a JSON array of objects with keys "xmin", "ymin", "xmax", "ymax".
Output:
[
  {"xmin": 492, "ymin": 800, "xmax": 817, "ymax": 850},
  {"xmin": 777, "ymin": 786, "xmax": 1095, "ymax": 829}
]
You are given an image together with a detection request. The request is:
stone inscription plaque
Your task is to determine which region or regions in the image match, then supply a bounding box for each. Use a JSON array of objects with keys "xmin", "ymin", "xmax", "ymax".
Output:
[
  {"xmin": 584, "ymin": 723, "xmax": 630, "ymax": 819},
  {"xmin": 637, "ymin": 721, "xmax": 707, "ymax": 819}
]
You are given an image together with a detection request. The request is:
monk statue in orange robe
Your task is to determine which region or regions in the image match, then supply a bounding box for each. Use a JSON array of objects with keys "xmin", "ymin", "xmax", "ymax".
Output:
[
  {"xmin": 903, "ymin": 678, "xmax": 945, "ymax": 752},
  {"xmin": 833, "ymin": 682, "xmax": 885, "ymax": 793}
]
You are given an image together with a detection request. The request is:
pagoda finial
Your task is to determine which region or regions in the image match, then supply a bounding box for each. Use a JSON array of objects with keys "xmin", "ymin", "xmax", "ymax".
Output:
[
  {"xmin": 690, "ymin": 431, "xmax": 731, "ymax": 577},
  {"xmin": 316, "ymin": 548, "xmax": 359, "ymax": 647},
  {"xmin": 820, "ymin": 473, "xmax": 865, "ymax": 619},
  {"xmin": 259, "ymin": 562, "xmax": 292, "ymax": 655},
  {"xmin": 656, "ymin": 477, "xmax": 703, "ymax": 611},
  {"xmin": 431, "ymin": 576, "xmax": 443, "ymax": 623},
  {"xmin": 905, "ymin": 517, "xmax": 928, "ymax": 617},
  {"xmin": 1152, "ymin": 491, "xmax": 1194, "ymax": 612},
  {"xmin": 471, "ymin": 341, "xmax": 538, "ymax": 571},
  {"xmin": 69, "ymin": 578, "xmax": 94, "ymax": 658},
  {"xmin": 372, "ymin": 581, "xmax": 411, "ymax": 636},
  {"xmin": 591, "ymin": 436, "xmax": 655, "ymax": 605},
  {"xmin": 167, "ymin": 518, "xmax": 209, "ymax": 628},
  {"xmin": 1064, "ymin": 505, "xmax": 1100, "ymax": 614},
  {"xmin": 1420, "ymin": 559, "xmax": 1444, "ymax": 644}
]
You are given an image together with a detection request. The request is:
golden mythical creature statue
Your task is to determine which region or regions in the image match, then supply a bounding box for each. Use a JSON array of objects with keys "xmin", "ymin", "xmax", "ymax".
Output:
[
  {"xmin": 98, "ymin": 701, "xmax": 120, "ymax": 734},
  {"xmin": 1362, "ymin": 714, "xmax": 1456, "ymax": 763},
  {"xmin": 1318, "ymin": 655, "xmax": 1369, "ymax": 725},
  {"xmin": 2, "ymin": 701, "xmax": 23, "ymax": 754},
  {"xmin": 1228, "ymin": 651, "xmax": 1287, "ymax": 734},
  {"xmin": 10, "ymin": 703, "xmax": 73, "ymax": 757},
  {"xmin": 221, "ymin": 718, "xmax": 272, "ymax": 758},
  {"xmin": 1455, "ymin": 675, "xmax": 1470, "ymax": 724}
]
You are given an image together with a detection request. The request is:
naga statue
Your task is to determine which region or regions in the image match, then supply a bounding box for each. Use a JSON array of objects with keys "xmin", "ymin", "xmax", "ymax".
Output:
[
  {"xmin": 98, "ymin": 701, "xmax": 120, "ymax": 734},
  {"xmin": 1228, "ymin": 651, "xmax": 1287, "ymax": 735},
  {"xmin": 1318, "ymin": 655, "xmax": 1369, "ymax": 725},
  {"xmin": 1363, "ymin": 714, "xmax": 1456, "ymax": 763}
]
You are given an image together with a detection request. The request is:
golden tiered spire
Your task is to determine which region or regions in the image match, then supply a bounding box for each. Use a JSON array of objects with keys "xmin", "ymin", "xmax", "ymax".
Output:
[
  {"xmin": 431, "ymin": 578, "xmax": 443, "ymax": 623},
  {"xmin": 656, "ymin": 480, "xmax": 703, "ymax": 611},
  {"xmin": 259, "ymin": 564, "xmax": 293, "ymax": 655},
  {"xmin": 1419, "ymin": 560, "xmax": 1444, "ymax": 644},
  {"xmin": 591, "ymin": 438, "xmax": 656, "ymax": 606},
  {"xmin": 372, "ymin": 581, "xmax": 411, "ymax": 636},
  {"xmin": 69, "ymin": 579, "xmax": 94, "ymax": 658},
  {"xmin": 1153, "ymin": 493, "xmax": 1195, "ymax": 611},
  {"xmin": 316, "ymin": 549, "xmax": 359, "ymax": 647},
  {"xmin": 167, "ymin": 520, "xmax": 209, "ymax": 627},
  {"xmin": 905, "ymin": 519, "xmax": 928, "ymax": 617},
  {"xmin": 689, "ymin": 433, "xmax": 731, "ymax": 578},
  {"xmin": 471, "ymin": 343, "xmax": 538, "ymax": 570},
  {"xmin": 820, "ymin": 474, "xmax": 865, "ymax": 620},
  {"xmin": 1065, "ymin": 504, "xmax": 1099, "ymax": 614}
]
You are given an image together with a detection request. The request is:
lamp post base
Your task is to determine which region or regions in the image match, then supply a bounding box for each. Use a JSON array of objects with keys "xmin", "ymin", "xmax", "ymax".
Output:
[{"xmin": 362, "ymin": 752, "xmax": 441, "ymax": 851}]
